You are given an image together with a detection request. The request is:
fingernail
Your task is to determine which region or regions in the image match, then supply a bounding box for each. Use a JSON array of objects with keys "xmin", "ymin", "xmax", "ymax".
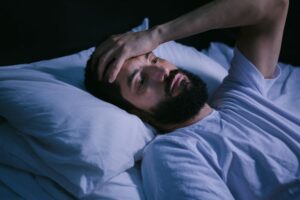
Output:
[{"xmin": 108, "ymin": 78, "xmax": 113, "ymax": 83}]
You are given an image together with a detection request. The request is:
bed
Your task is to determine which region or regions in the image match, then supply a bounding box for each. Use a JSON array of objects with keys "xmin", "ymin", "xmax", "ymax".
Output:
[
  {"xmin": 0, "ymin": 18, "xmax": 233, "ymax": 198},
  {"xmin": 1, "ymin": 0, "xmax": 300, "ymax": 199}
]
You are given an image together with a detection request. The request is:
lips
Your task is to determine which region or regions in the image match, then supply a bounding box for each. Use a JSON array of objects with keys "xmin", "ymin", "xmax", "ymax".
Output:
[{"xmin": 169, "ymin": 73, "xmax": 185, "ymax": 96}]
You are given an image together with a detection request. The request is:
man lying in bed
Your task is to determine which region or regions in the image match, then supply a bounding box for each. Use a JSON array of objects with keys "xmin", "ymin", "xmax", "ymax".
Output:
[{"xmin": 85, "ymin": 0, "xmax": 300, "ymax": 199}]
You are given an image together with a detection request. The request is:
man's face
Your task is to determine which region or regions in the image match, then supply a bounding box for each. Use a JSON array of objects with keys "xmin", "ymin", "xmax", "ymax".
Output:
[{"xmin": 115, "ymin": 52, "xmax": 207, "ymax": 125}]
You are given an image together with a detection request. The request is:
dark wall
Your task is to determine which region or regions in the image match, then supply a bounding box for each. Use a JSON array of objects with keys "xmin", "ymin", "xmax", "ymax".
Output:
[
  {"xmin": 0, "ymin": 0, "xmax": 299, "ymax": 66},
  {"xmin": 0, "ymin": 0, "xmax": 205, "ymax": 65},
  {"xmin": 280, "ymin": 0, "xmax": 300, "ymax": 66}
]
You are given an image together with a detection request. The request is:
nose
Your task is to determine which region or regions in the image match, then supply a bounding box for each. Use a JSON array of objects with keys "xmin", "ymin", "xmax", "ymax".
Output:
[{"xmin": 147, "ymin": 67, "xmax": 168, "ymax": 82}]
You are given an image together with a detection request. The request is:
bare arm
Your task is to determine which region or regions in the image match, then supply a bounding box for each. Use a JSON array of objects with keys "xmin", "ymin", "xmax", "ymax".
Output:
[
  {"xmin": 94, "ymin": 0, "xmax": 288, "ymax": 82},
  {"xmin": 152, "ymin": 0, "xmax": 265, "ymax": 43},
  {"xmin": 236, "ymin": 1, "xmax": 289, "ymax": 78},
  {"xmin": 153, "ymin": 0, "xmax": 289, "ymax": 78}
]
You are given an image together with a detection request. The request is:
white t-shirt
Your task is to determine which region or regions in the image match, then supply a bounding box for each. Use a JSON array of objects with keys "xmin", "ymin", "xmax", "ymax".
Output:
[{"xmin": 142, "ymin": 48, "xmax": 300, "ymax": 200}]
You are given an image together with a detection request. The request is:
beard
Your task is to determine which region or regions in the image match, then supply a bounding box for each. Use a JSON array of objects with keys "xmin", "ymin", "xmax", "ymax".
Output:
[{"xmin": 150, "ymin": 68, "xmax": 208, "ymax": 125}]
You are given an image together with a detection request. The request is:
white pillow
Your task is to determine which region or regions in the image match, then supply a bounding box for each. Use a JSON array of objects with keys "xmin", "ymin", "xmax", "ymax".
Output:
[
  {"xmin": 0, "ymin": 119, "xmax": 146, "ymax": 200},
  {"xmin": 0, "ymin": 65, "xmax": 154, "ymax": 197},
  {"xmin": 0, "ymin": 18, "xmax": 228, "ymax": 197}
]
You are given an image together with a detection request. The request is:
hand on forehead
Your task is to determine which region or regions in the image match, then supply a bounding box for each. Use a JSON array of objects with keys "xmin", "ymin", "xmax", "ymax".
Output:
[{"xmin": 90, "ymin": 30, "xmax": 161, "ymax": 83}]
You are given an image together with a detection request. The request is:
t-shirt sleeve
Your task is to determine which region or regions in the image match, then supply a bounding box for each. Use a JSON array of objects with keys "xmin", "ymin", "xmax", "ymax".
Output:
[
  {"xmin": 141, "ymin": 136, "xmax": 234, "ymax": 200},
  {"xmin": 224, "ymin": 48, "xmax": 281, "ymax": 95}
]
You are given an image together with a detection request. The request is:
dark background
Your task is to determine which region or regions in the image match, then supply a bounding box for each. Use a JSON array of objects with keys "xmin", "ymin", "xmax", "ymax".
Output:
[{"xmin": 0, "ymin": 0, "xmax": 299, "ymax": 66}]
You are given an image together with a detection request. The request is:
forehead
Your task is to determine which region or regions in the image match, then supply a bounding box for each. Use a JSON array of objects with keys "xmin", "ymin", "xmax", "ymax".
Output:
[{"xmin": 116, "ymin": 54, "xmax": 177, "ymax": 83}]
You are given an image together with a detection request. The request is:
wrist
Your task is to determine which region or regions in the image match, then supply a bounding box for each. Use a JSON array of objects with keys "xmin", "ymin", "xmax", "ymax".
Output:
[{"xmin": 148, "ymin": 24, "xmax": 168, "ymax": 46}]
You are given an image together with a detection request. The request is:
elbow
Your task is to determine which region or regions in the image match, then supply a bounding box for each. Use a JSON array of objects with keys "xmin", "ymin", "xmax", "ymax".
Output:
[
  {"xmin": 277, "ymin": 0, "xmax": 289, "ymax": 8},
  {"xmin": 269, "ymin": 0, "xmax": 289, "ymax": 13},
  {"xmin": 276, "ymin": 0, "xmax": 289, "ymax": 13},
  {"xmin": 256, "ymin": 0, "xmax": 289, "ymax": 21}
]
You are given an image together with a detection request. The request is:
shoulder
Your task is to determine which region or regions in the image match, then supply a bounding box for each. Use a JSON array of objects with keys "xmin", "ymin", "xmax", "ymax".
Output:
[
  {"xmin": 229, "ymin": 47, "xmax": 266, "ymax": 86},
  {"xmin": 213, "ymin": 47, "xmax": 282, "ymax": 103}
]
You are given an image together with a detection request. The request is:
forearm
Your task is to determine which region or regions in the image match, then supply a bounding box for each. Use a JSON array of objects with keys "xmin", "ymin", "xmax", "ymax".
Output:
[{"xmin": 149, "ymin": 0, "xmax": 274, "ymax": 44}]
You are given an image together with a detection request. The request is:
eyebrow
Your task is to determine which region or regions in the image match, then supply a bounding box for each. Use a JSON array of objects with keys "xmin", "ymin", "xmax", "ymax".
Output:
[{"xmin": 127, "ymin": 68, "xmax": 139, "ymax": 89}]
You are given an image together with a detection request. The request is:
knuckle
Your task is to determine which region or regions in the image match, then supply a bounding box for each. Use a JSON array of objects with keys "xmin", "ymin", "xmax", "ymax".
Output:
[
  {"xmin": 120, "ymin": 45, "xmax": 129, "ymax": 54},
  {"xmin": 121, "ymin": 44, "xmax": 128, "ymax": 51},
  {"xmin": 111, "ymin": 34, "xmax": 122, "ymax": 42},
  {"xmin": 116, "ymin": 40, "xmax": 124, "ymax": 46},
  {"xmin": 111, "ymin": 36, "xmax": 118, "ymax": 42}
]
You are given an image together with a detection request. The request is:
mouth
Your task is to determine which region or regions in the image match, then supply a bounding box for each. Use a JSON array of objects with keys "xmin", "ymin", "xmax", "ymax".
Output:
[{"xmin": 169, "ymin": 72, "xmax": 189, "ymax": 96}]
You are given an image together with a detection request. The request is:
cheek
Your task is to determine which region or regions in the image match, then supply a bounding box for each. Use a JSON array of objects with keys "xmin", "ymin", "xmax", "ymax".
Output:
[
  {"xmin": 120, "ymin": 79, "xmax": 167, "ymax": 111},
  {"xmin": 132, "ymin": 89, "xmax": 166, "ymax": 111},
  {"xmin": 168, "ymin": 64, "xmax": 177, "ymax": 70},
  {"xmin": 141, "ymin": 87, "xmax": 166, "ymax": 108}
]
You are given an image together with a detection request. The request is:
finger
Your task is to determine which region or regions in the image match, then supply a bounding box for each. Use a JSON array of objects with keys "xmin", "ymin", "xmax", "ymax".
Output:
[
  {"xmin": 91, "ymin": 35, "xmax": 123, "ymax": 72},
  {"xmin": 96, "ymin": 50, "xmax": 117, "ymax": 81},
  {"xmin": 106, "ymin": 56, "xmax": 127, "ymax": 83},
  {"xmin": 90, "ymin": 45, "xmax": 110, "ymax": 72},
  {"xmin": 92, "ymin": 34, "xmax": 121, "ymax": 59},
  {"xmin": 93, "ymin": 41, "xmax": 112, "ymax": 60}
]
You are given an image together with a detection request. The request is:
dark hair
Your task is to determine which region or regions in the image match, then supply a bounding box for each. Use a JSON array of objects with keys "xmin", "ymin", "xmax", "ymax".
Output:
[{"xmin": 84, "ymin": 57, "xmax": 137, "ymax": 112}]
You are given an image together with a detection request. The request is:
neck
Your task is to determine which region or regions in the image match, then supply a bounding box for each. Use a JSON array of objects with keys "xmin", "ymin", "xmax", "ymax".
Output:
[{"xmin": 161, "ymin": 103, "xmax": 213, "ymax": 132}]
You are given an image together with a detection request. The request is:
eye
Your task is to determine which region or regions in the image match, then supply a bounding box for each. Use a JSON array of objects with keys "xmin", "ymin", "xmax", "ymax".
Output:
[
  {"xmin": 136, "ymin": 74, "xmax": 147, "ymax": 92},
  {"xmin": 151, "ymin": 56, "xmax": 159, "ymax": 64},
  {"xmin": 138, "ymin": 75, "xmax": 145, "ymax": 86}
]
